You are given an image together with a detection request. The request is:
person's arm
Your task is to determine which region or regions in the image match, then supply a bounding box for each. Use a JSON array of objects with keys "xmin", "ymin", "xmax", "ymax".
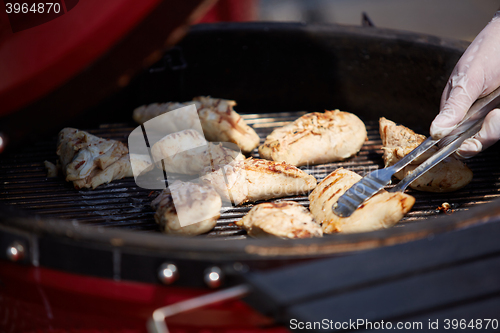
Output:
[{"xmin": 430, "ymin": 11, "xmax": 500, "ymax": 158}]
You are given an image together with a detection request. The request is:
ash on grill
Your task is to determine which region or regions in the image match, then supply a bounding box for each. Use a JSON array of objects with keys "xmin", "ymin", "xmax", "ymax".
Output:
[{"xmin": 1, "ymin": 112, "xmax": 499, "ymax": 239}]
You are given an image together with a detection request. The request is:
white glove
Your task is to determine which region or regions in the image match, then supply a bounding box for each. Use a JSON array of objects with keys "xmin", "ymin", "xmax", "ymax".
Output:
[{"xmin": 430, "ymin": 11, "xmax": 500, "ymax": 158}]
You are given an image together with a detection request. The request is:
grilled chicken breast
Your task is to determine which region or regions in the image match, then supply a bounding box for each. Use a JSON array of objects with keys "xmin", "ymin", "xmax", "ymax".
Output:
[
  {"xmin": 151, "ymin": 129, "xmax": 244, "ymax": 175},
  {"xmin": 56, "ymin": 128, "xmax": 133, "ymax": 189},
  {"xmin": 236, "ymin": 201, "xmax": 322, "ymax": 238},
  {"xmin": 380, "ymin": 117, "xmax": 473, "ymax": 192},
  {"xmin": 72, "ymin": 154, "xmax": 133, "ymax": 189},
  {"xmin": 151, "ymin": 181, "xmax": 221, "ymax": 236},
  {"xmin": 259, "ymin": 110, "xmax": 367, "ymax": 166},
  {"xmin": 133, "ymin": 96, "xmax": 260, "ymax": 154},
  {"xmin": 201, "ymin": 158, "xmax": 317, "ymax": 205},
  {"xmin": 309, "ymin": 168, "xmax": 415, "ymax": 233}
]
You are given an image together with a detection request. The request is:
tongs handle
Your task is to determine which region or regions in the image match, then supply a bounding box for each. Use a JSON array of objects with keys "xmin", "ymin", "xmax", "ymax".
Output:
[{"xmin": 391, "ymin": 85, "xmax": 500, "ymax": 192}]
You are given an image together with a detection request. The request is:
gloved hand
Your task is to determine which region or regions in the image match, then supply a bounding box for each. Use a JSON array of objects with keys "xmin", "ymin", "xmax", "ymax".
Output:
[{"xmin": 430, "ymin": 11, "xmax": 500, "ymax": 158}]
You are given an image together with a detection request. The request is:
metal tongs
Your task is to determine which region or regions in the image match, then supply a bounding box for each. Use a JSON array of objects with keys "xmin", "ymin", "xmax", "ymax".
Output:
[{"xmin": 333, "ymin": 86, "xmax": 500, "ymax": 218}]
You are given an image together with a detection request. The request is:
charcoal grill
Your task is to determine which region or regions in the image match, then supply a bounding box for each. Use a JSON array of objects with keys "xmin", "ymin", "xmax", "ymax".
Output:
[
  {"xmin": 1, "ymin": 22, "xmax": 500, "ymax": 332},
  {"xmin": 2, "ymin": 115, "xmax": 499, "ymax": 238}
]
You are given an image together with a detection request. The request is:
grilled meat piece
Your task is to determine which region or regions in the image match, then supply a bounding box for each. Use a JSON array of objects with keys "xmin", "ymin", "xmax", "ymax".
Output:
[
  {"xmin": 133, "ymin": 96, "xmax": 260, "ymax": 154},
  {"xmin": 72, "ymin": 154, "xmax": 133, "ymax": 189},
  {"xmin": 201, "ymin": 158, "xmax": 317, "ymax": 205},
  {"xmin": 150, "ymin": 129, "xmax": 244, "ymax": 175},
  {"xmin": 56, "ymin": 128, "xmax": 133, "ymax": 189},
  {"xmin": 236, "ymin": 201, "xmax": 322, "ymax": 238},
  {"xmin": 193, "ymin": 96, "xmax": 260, "ymax": 154},
  {"xmin": 259, "ymin": 110, "xmax": 367, "ymax": 166},
  {"xmin": 380, "ymin": 117, "xmax": 473, "ymax": 192},
  {"xmin": 309, "ymin": 168, "xmax": 415, "ymax": 233},
  {"xmin": 151, "ymin": 181, "xmax": 221, "ymax": 236}
]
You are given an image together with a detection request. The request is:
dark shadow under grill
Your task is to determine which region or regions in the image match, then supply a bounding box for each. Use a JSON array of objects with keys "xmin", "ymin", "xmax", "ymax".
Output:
[{"xmin": 1, "ymin": 112, "xmax": 499, "ymax": 239}]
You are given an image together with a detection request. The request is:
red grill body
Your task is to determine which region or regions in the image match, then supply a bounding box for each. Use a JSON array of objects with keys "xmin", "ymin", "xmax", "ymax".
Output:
[{"xmin": 1, "ymin": 261, "xmax": 283, "ymax": 333}]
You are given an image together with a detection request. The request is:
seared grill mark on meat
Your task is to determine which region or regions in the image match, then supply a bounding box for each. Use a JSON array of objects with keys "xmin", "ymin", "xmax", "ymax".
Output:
[
  {"xmin": 201, "ymin": 157, "xmax": 317, "ymax": 205},
  {"xmin": 287, "ymin": 132, "xmax": 311, "ymax": 146},
  {"xmin": 244, "ymin": 159, "xmax": 304, "ymax": 178},
  {"xmin": 327, "ymin": 188, "xmax": 343, "ymax": 202},
  {"xmin": 309, "ymin": 168, "xmax": 415, "ymax": 234},
  {"xmin": 215, "ymin": 111, "xmax": 248, "ymax": 136},
  {"xmin": 259, "ymin": 110, "xmax": 366, "ymax": 166},
  {"xmin": 319, "ymin": 171, "xmax": 345, "ymax": 196},
  {"xmin": 74, "ymin": 161, "xmax": 85, "ymax": 170}
]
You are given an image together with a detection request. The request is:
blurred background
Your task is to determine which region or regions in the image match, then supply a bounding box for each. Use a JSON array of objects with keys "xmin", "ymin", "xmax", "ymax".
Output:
[{"xmin": 203, "ymin": 0, "xmax": 500, "ymax": 41}]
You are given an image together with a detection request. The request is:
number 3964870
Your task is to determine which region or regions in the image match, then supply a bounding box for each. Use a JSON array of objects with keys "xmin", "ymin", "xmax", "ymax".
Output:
[{"xmin": 5, "ymin": 2, "xmax": 61, "ymax": 14}]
